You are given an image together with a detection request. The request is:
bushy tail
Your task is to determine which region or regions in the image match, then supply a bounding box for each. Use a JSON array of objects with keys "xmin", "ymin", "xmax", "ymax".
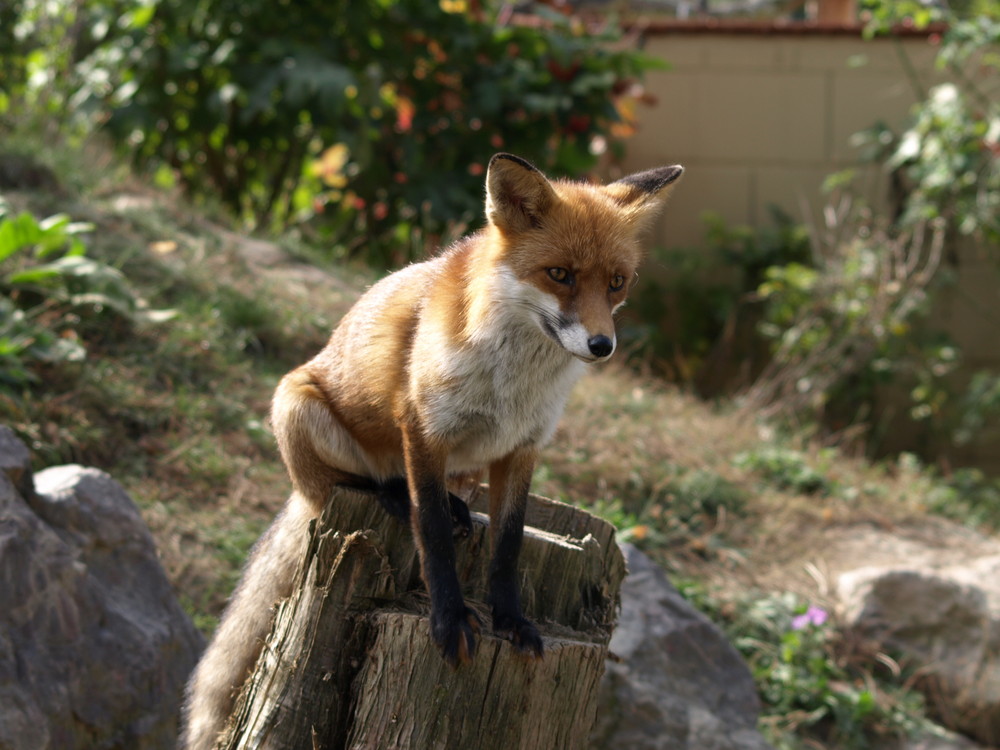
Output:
[{"xmin": 180, "ymin": 493, "xmax": 315, "ymax": 750}]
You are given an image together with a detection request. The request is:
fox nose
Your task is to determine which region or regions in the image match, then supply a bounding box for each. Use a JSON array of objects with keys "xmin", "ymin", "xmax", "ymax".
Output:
[{"xmin": 587, "ymin": 335, "xmax": 614, "ymax": 359}]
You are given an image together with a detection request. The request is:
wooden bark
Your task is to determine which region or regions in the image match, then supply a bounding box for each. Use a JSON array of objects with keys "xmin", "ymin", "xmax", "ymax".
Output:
[{"xmin": 218, "ymin": 486, "xmax": 626, "ymax": 750}]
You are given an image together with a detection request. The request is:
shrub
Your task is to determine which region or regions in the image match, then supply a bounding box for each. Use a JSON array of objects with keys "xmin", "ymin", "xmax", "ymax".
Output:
[
  {"xmin": 925, "ymin": 466, "xmax": 1000, "ymax": 530},
  {"xmin": 745, "ymin": 8, "xmax": 1000, "ymax": 449},
  {"xmin": 80, "ymin": 0, "xmax": 661, "ymax": 264},
  {"xmin": 860, "ymin": 6, "xmax": 1000, "ymax": 244},
  {"xmin": 623, "ymin": 208, "xmax": 809, "ymax": 388},
  {"xmin": 741, "ymin": 196, "xmax": 965, "ymax": 441}
]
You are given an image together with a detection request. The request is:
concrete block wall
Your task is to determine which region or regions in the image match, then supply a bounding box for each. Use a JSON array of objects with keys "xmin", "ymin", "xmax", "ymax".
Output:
[
  {"xmin": 620, "ymin": 29, "xmax": 940, "ymax": 250},
  {"xmin": 617, "ymin": 26, "xmax": 1000, "ymax": 470}
]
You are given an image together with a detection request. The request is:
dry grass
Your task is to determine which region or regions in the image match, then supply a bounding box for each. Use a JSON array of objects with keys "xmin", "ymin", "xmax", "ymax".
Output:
[{"xmin": 539, "ymin": 362, "xmax": 974, "ymax": 607}]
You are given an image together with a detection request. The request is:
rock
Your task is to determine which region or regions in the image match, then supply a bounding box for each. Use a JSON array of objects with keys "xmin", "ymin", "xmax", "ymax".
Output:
[
  {"xmin": 839, "ymin": 556, "xmax": 1000, "ymax": 746},
  {"xmin": 892, "ymin": 727, "xmax": 987, "ymax": 750},
  {"xmin": 592, "ymin": 543, "xmax": 773, "ymax": 750},
  {"xmin": 0, "ymin": 426, "xmax": 203, "ymax": 750}
]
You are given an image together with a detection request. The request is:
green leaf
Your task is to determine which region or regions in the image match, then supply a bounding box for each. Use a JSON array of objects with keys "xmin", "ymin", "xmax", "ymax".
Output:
[
  {"xmin": 37, "ymin": 214, "xmax": 71, "ymax": 233},
  {"xmin": 0, "ymin": 212, "xmax": 41, "ymax": 262},
  {"xmin": 5, "ymin": 266, "xmax": 63, "ymax": 285}
]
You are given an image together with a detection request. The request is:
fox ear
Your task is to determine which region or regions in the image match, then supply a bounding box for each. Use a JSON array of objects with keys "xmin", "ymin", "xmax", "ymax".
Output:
[
  {"xmin": 604, "ymin": 164, "xmax": 684, "ymax": 221},
  {"xmin": 485, "ymin": 153, "xmax": 558, "ymax": 233}
]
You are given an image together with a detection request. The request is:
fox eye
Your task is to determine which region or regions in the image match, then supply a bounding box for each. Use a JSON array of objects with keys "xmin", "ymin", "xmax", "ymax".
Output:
[
  {"xmin": 609, "ymin": 274, "xmax": 626, "ymax": 292},
  {"xmin": 547, "ymin": 267, "xmax": 570, "ymax": 283}
]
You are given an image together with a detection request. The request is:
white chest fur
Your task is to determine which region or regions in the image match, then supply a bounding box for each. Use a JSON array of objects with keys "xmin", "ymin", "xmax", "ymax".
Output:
[{"xmin": 410, "ymin": 277, "xmax": 585, "ymax": 472}]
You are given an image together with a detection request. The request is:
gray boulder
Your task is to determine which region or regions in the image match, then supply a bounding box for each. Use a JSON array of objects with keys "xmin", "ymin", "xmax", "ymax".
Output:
[
  {"xmin": 0, "ymin": 426, "xmax": 203, "ymax": 750},
  {"xmin": 592, "ymin": 543, "xmax": 773, "ymax": 750},
  {"xmin": 893, "ymin": 728, "xmax": 987, "ymax": 750},
  {"xmin": 839, "ymin": 556, "xmax": 1000, "ymax": 746}
]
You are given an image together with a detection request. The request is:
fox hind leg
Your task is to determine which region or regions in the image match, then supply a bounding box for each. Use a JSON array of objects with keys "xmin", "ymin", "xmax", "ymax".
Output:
[{"xmin": 271, "ymin": 368, "xmax": 369, "ymax": 513}]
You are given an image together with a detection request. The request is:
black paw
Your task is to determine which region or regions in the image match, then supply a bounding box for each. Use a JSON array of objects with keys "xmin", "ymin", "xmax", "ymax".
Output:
[
  {"xmin": 448, "ymin": 493, "xmax": 473, "ymax": 539},
  {"xmin": 431, "ymin": 605, "xmax": 482, "ymax": 667},
  {"xmin": 493, "ymin": 613, "xmax": 544, "ymax": 659}
]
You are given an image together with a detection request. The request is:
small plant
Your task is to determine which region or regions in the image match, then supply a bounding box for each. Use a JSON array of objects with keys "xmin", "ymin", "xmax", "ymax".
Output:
[
  {"xmin": 683, "ymin": 585, "xmax": 929, "ymax": 749},
  {"xmin": 734, "ymin": 447, "xmax": 833, "ymax": 496},
  {"xmin": 705, "ymin": 207, "xmax": 812, "ymax": 287},
  {"xmin": 953, "ymin": 371, "xmax": 1000, "ymax": 448},
  {"xmin": 742, "ymin": 192, "xmax": 954, "ymax": 434},
  {"xmin": 596, "ymin": 469, "xmax": 749, "ymax": 552},
  {"xmin": 860, "ymin": 8, "xmax": 1000, "ymax": 245},
  {"xmin": 0, "ymin": 201, "xmax": 166, "ymax": 389},
  {"xmin": 925, "ymin": 467, "xmax": 1000, "ymax": 531},
  {"xmin": 662, "ymin": 468, "xmax": 748, "ymax": 532}
]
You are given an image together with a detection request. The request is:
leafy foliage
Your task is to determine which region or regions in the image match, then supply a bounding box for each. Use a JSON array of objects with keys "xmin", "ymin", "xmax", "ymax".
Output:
[
  {"xmin": 0, "ymin": 0, "xmax": 124, "ymax": 118},
  {"xmin": 925, "ymin": 465, "xmax": 1000, "ymax": 530},
  {"xmin": 752, "ymin": 209, "xmax": 944, "ymax": 408},
  {"xmin": 858, "ymin": 10, "xmax": 1000, "ymax": 245},
  {"xmin": 747, "ymin": 7, "xmax": 1000, "ymax": 450},
  {"xmin": 79, "ymin": 0, "xmax": 660, "ymax": 264},
  {"xmin": 593, "ymin": 468, "xmax": 749, "ymax": 552},
  {"xmin": 734, "ymin": 447, "xmax": 833, "ymax": 496},
  {"xmin": 0, "ymin": 201, "xmax": 162, "ymax": 389},
  {"xmin": 625, "ymin": 208, "xmax": 809, "ymax": 387},
  {"xmin": 859, "ymin": 0, "xmax": 949, "ymax": 33},
  {"xmin": 681, "ymin": 584, "xmax": 929, "ymax": 750},
  {"xmin": 0, "ymin": 1, "xmax": 24, "ymax": 113}
]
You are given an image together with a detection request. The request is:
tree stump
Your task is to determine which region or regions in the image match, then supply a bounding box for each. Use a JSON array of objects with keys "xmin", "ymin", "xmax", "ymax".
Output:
[{"xmin": 217, "ymin": 485, "xmax": 626, "ymax": 750}]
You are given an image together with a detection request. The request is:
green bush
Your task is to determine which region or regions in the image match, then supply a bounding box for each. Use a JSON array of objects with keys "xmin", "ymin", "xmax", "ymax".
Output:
[
  {"xmin": 859, "ymin": 6, "xmax": 1000, "ymax": 245},
  {"xmin": 624, "ymin": 208, "xmax": 809, "ymax": 387},
  {"xmin": 666, "ymin": 468, "xmax": 748, "ymax": 529},
  {"xmin": 0, "ymin": 1, "xmax": 24, "ymax": 113},
  {"xmin": 79, "ymin": 0, "xmax": 661, "ymax": 264},
  {"xmin": 740, "ymin": 199, "xmax": 986, "ymax": 451},
  {"xmin": 0, "ymin": 0, "xmax": 122, "ymax": 119},
  {"xmin": 745, "ymin": 9, "xmax": 1000, "ymax": 449}
]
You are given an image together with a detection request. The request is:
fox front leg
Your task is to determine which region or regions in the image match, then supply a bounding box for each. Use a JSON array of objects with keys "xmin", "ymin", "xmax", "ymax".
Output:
[
  {"xmin": 487, "ymin": 447, "xmax": 543, "ymax": 657},
  {"xmin": 401, "ymin": 422, "xmax": 481, "ymax": 666}
]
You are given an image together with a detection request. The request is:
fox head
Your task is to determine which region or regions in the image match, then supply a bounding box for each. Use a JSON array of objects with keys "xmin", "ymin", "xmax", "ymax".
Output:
[{"xmin": 483, "ymin": 153, "xmax": 683, "ymax": 363}]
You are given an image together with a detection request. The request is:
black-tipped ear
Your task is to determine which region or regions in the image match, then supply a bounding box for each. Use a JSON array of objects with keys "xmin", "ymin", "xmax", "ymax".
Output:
[
  {"xmin": 602, "ymin": 164, "xmax": 684, "ymax": 232},
  {"xmin": 609, "ymin": 165, "xmax": 684, "ymax": 206},
  {"xmin": 485, "ymin": 153, "xmax": 558, "ymax": 233},
  {"xmin": 616, "ymin": 165, "xmax": 684, "ymax": 195}
]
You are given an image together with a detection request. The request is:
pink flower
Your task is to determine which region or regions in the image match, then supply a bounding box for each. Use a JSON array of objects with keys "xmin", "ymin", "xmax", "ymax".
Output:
[{"xmin": 791, "ymin": 605, "xmax": 828, "ymax": 630}]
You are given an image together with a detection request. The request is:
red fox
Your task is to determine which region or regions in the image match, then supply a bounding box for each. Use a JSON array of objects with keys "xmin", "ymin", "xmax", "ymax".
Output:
[{"xmin": 181, "ymin": 153, "xmax": 682, "ymax": 749}]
